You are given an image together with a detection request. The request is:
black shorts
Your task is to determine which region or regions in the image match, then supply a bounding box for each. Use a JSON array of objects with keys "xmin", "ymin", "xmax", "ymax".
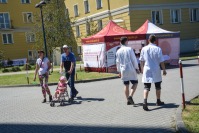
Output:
[
  {"xmin": 144, "ymin": 82, "xmax": 162, "ymax": 91},
  {"xmin": 123, "ymin": 80, "xmax": 138, "ymax": 85}
]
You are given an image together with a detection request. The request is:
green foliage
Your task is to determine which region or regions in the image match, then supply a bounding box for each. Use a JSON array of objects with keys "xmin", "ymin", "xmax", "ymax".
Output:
[
  {"xmin": 183, "ymin": 96, "xmax": 199, "ymax": 133},
  {"xmin": 2, "ymin": 68, "xmax": 9, "ymax": 73},
  {"xmin": 194, "ymin": 38, "xmax": 199, "ymax": 51},
  {"xmin": 11, "ymin": 67, "xmax": 21, "ymax": 72},
  {"xmin": 0, "ymin": 50, "xmax": 4, "ymax": 69},
  {"xmin": 23, "ymin": 64, "xmax": 35, "ymax": 70},
  {"xmin": 34, "ymin": 0, "xmax": 77, "ymax": 59},
  {"xmin": 85, "ymin": 19, "xmax": 99, "ymax": 37}
]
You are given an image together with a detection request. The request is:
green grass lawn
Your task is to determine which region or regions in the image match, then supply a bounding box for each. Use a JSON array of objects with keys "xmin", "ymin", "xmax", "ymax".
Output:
[
  {"xmin": 182, "ymin": 96, "xmax": 199, "ymax": 133},
  {"xmin": 0, "ymin": 70, "xmax": 117, "ymax": 86},
  {"xmin": 180, "ymin": 56, "xmax": 198, "ymax": 61}
]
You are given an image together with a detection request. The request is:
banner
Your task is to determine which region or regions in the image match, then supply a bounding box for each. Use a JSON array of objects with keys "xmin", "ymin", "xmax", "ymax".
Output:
[
  {"xmin": 106, "ymin": 42, "xmax": 120, "ymax": 73},
  {"xmin": 158, "ymin": 38, "xmax": 180, "ymax": 65},
  {"xmin": 83, "ymin": 43, "xmax": 106, "ymax": 69},
  {"xmin": 3, "ymin": 58, "xmax": 27, "ymax": 66}
]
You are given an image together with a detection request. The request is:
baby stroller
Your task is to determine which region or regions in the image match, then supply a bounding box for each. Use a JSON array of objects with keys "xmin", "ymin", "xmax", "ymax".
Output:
[{"xmin": 50, "ymin": 76, "xmax": 72, "ymax": 107}]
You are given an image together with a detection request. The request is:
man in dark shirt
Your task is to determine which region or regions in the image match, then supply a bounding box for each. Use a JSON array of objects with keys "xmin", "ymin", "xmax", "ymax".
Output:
[{"xmin": 60, "ymin": 45, "xmax": 78, "ymax": 100}]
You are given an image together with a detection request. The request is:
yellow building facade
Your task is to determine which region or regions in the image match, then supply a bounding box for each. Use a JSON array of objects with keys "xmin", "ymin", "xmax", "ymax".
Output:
[
  {"xmin": 1, "ymin": 0, "xmax": 198, "ymax": 61},
  {"xmin": 0, "ymin": 0, "xmax": 41, "ymax": 61},
  {"xmin": 65, "ymin": 0, "xmax": 199, "ymax": 54}
]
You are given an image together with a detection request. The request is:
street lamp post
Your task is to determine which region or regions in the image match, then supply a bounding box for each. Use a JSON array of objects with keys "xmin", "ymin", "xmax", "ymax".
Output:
[{"xmin": 35, "ymin": 1, "xmax": 48, "ymax": 57}]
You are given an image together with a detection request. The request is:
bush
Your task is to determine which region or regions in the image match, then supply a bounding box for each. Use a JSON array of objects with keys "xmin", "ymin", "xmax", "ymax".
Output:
[
  {"xmin": 32, "ymin": 65, "xmax": 36, "ymax": 70},
  {"xmin": 23, "ymin": 64, "xmax": 32, "ymax": 70},
  {"xmin": 11, "ymin": 66, "xmax": 21, "ymax": 72},
  {"xmin": 2, "ymin": 68, "xmax": 9, "ymax": 73}
]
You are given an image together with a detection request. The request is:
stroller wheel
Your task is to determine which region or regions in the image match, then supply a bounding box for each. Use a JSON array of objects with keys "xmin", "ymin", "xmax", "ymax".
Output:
[
  {"xmin": 60, "ymin": 100, "xmax": 64, "ymax": 106},
  {"xmin": 68, "ymin": 98, "xmax": 73, "ymax": 104},
  {"xmin": 50, "ymin": 102, "xmax": 55, "ymax": 107}
]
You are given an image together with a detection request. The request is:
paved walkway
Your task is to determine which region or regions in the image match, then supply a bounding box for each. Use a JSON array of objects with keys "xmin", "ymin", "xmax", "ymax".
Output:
[{"xmin": 0, "ymin": 60, "xmax": 198, "ymax": 133}]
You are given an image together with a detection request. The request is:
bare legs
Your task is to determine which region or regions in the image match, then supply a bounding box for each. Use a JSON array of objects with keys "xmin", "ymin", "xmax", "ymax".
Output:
[
  {"xmin": 156, "ymin": 89, "xmax": 161, "ymax": 99},
  {"xmin": 124, "ymin": 84, "xmax": 137, "ymax": 100}
]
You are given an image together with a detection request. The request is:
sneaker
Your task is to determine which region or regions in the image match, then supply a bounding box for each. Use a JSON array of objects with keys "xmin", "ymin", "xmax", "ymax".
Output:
[
  {"xmin": 49, "ymin": 95, "xmax": 52, "ymax": 102},
  {"xmin": 74, "ymin": 91, "xmax": 79, "ymax": 98},
  {"xmin": 143, "ymin": 103, "xmax": 149, "ymax": 111},
  {"xmin": 127, "ymin": 101, "xmax": 132, "ymax": 105},
  {"xmin": 68, "ymin": 98, "xmax": 73, "ymax": 103},
  {"xmin": 156, "ymin": 101, "xmax": 165, "ymax": 106},
  {"xmin": 42, "ymin": 98, "xmax": 46, "ymax": 103},
  {"xmin": 127, "ymin": 96, "xmax": 134, "ymax": 105}
]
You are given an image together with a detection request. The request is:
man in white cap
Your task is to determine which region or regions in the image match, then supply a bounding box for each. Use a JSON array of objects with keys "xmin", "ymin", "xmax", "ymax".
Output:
[{"xmin": 60, "ymin": 45, "xmax": 78, "ymax": 100}]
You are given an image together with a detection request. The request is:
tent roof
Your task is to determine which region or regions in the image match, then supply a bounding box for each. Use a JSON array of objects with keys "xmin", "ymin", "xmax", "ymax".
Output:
[
  {"xmin": 135, "ymin": 20, "xmax": 179, "ymax": 34},
  {"xmin": 82, "ymin": 20, "xmax": 142, "ymax": 44},
  {"xmin": 94, "ymin": 20, "xmax": 136, "ymax": 36}
]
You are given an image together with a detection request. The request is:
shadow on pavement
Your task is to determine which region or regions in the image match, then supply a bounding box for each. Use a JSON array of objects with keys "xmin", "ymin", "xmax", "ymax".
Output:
[
  {"xmin": 137, "ymin": 103, "xmax": 178, "ymax": 111},
  {"xmin": 46, "ymin": 96, "xmax": 104, "ymax": 107},
  {"xmin": 0, "ymin": 124, "xmax": 174, "ymax": 133},
  {"xmin": 76, "ymin": 96, "xmax": 105, "ymax": 102}
]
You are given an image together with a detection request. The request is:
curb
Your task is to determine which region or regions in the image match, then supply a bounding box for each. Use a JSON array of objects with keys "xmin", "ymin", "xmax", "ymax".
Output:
[
  {"xmin": 0, "ymin": 76, "xmax": 119, "ymax": 88},
  {"xmin": 175, "ymin": 94, "xmax": 199, "ymax": 133},
  {"xmin": 175, "ymin": 106, "xmax": 189, "ymax": 133}
]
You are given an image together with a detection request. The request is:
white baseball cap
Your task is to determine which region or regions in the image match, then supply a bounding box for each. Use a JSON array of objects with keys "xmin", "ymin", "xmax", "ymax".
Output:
[{"xmin": 63, "ymin": 45, "xmax": 68, "ymax": 48}]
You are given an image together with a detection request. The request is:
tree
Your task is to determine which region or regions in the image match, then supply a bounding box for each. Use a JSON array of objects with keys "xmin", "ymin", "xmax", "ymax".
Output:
[
  {"xmin": 0, "ymin": 50, "xmax": 4, "ymax": 69},
  {"xmin": 85, "ymin": 19, "xmax": 99, "ymax": 37},
  {"xmin": 34, "ymin": 0, "xmax": 77, "ymax": 61},
  {"xmin": 194, "ymin": 38, "xmax": 199, "ymax": 53}
]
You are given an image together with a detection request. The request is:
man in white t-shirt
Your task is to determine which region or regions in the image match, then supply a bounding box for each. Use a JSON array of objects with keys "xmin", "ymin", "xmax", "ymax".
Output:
[
  {"xmin": 34, "ymin": 50, "xmax": 52, "ymax": 103},
  {"xmin": 139, "ymin": 35, "xmax": 167, "ymax": 111},
  {"xmin": 116, "ymin": 37, "xmax": 140, "ymax": 105}
]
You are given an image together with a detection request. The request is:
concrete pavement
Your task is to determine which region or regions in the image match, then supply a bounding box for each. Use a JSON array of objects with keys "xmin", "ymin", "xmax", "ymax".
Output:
[{"xmin": 0, "ymin": 60, "xmax": 198, "ymax": 133}]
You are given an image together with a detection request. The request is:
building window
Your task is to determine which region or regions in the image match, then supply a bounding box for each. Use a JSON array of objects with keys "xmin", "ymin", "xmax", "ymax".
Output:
[
  {"xmin": 151, "ymin": 10, "xmax": 163, "ymax": 24},
  {"xmin": 76, "ymin": 25, "xmax": 80, "ymax": 37},
  {"xmin": 170, "ymin": 9, "xmax": 181, "ymax": 23},
  {"xmin": 84, "ymin": 0, "xmax": 90, "ymax": 13},
  {"xmin": 2, "ymin": 33, "xmax": 13, "ymax": 44},
  {"xmin": 96, "ymin": 0, "xmax": 102, "ymax": 9},
  {"xmin": 98, "ymin": 20, "xmax": 103, "ymax": 31},
  {"xmin": 190, "ymin": 8, "xmax": 199, "ymax": 22},
  {"xmin": 86, "ymin": 22, "xmax": 90, "ymax": 35},
  {"xmin": 0, "ymin": 0, "xmax": 7, "ymax": 3},
  {"xmin": 74, "ymin": 4, "xmax": 79, "ymax": 17},
  {"xmin": 26, "ymin": 32, "xmax": 35, "ymax": 43},
  {"xmin": 21, "ymin": 0, "xmax": 30, "ymax": 4},
  {"xmin": 23, "ymin": 12, "xmax": 33, "ymax": 23},
  {"xmin": 0, "ymin": 13, "xmax": 10, "ymax": 28},
  {"xmin": 28, "ymin": 50, "xmax": 37, "ymax": 60}
]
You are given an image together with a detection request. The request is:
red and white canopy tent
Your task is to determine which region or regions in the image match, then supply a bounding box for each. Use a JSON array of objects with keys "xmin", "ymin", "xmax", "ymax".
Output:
[
  {"xmin": 135, "ymin": 20, "xmax": 180, "ymax": 65},
  {"xmin": 82, "ymin": 20, "xmax": 145, "ymax": 72}
]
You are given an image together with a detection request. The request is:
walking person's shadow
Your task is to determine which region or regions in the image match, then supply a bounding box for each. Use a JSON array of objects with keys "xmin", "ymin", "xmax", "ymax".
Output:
[{"xmin": 137, "ymin": 103, "xmax": 178, "ymax": 111}]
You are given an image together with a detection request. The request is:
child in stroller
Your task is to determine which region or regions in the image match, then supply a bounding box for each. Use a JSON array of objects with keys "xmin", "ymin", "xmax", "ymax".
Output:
[{"xmin": 50, "ymin": 76, "xmax": 70, "ymax": 107}]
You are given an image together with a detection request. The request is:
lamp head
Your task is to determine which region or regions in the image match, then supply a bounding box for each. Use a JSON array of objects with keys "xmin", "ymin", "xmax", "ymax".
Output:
[{"xmin": 35, "ymin": 1, "xmax": 47, "ymax": 8}]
